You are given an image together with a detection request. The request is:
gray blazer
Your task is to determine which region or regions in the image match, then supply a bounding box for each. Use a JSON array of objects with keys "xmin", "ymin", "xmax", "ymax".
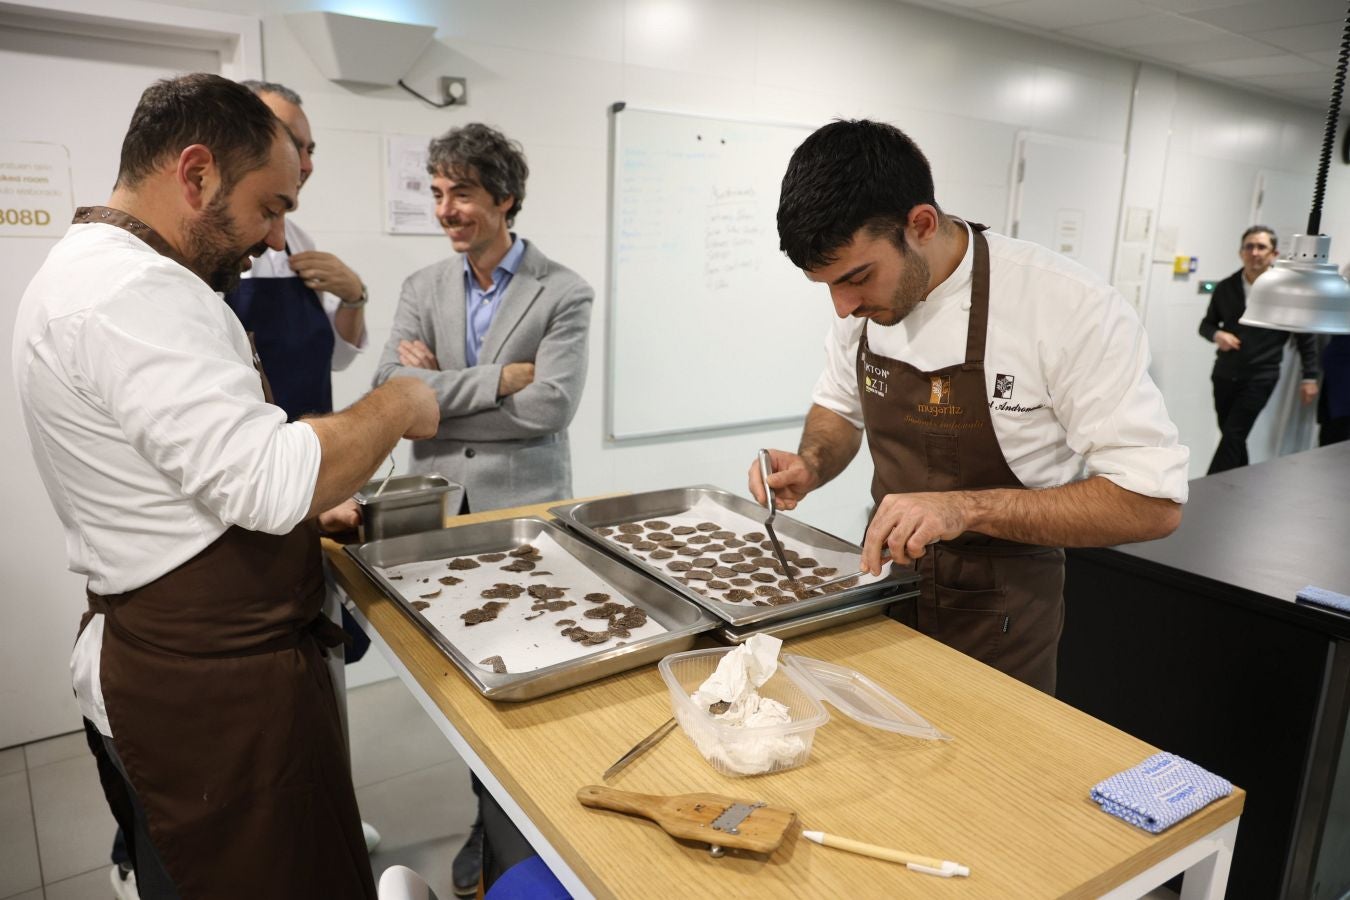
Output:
[{"xmin": 373, "ymin": 239, "xmax": 593, "ymax": 512}]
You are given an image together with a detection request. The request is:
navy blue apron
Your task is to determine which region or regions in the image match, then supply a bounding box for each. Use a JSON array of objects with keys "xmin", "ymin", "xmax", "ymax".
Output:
[
  {"xmin": 223, "ymin": 253, "xmax": 335, "ymax": 421},
  {"xmin": 222, "ymin": 253, "xmax": 370, "ymax": 661}
]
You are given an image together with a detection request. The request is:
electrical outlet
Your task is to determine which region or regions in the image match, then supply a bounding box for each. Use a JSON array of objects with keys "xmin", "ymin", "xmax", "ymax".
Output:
[{"xmin": 440, "ymin": 76, "xmax": 468, "ymax": 106}]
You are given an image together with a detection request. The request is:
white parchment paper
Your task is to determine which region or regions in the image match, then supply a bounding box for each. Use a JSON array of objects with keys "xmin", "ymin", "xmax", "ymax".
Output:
[{"xmin": 376, "ymin": 532, "xmax": 666, "ymax": 675}]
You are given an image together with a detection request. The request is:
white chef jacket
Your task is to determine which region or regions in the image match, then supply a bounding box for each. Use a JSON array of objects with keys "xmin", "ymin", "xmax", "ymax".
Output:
[
  {"xmin": 237, "ymin": 218, "xmax": 366, "ymax": 369},
  {"xmin": 812, "ymin": 223, "xmax": 1189, "ymax": 503},
  {"xmin": 12, "ymin": 221, "xmax": 323, "ymax": 736}
]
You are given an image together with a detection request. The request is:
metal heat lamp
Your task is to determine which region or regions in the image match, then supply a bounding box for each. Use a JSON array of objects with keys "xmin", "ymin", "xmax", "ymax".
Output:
[{"xmin": 1241, "ymin": 0, "xmax": 1350, "ymax": 334}]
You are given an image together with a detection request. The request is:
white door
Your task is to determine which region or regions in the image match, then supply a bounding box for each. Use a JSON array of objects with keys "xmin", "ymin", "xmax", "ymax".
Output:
[
  {"xmin": 1006, "ymin": 132, "xmax": 1126, "ymax": 284},
  {"xmin": 0, "ymin": 6, "xmax": 256, "ymax": 746}
]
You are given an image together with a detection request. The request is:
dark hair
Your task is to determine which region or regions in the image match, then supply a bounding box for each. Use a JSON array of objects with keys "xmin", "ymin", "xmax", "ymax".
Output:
[
  {"xmin": 778, "ymin": 119, "xmax": 940, "ymax": 270},
  {"xmin": 426, "ymin": 123, "xmax": 528, "ymax": 226},
  {"xmin": 1242, "ymin": 225, "xmax": 1278, "ymax": 250},
  {"xmin": 116, "ymin": 73, "xmax": 281, "ymax": 192},
  {"xmin": 239, "ymin": 80, "xmax": 303, "ymax": 107}
]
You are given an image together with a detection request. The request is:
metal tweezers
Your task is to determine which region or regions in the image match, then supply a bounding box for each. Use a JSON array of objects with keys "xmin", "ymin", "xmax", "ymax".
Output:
[{"xmin": 757, "ymin": 449, "xmax": 800, "ymax": 589}]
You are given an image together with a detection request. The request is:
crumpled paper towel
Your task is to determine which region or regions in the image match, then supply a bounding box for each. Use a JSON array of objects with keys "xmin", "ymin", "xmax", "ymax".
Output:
[{"xmin": 686, "ymin": 634, "xmax": 805, "ymax": 775}]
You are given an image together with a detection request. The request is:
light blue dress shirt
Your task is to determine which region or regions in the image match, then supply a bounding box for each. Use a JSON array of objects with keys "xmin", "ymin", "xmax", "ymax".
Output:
[{"xmin": 464, "ymin": 235, "xmax": 525, "ymax": 367}]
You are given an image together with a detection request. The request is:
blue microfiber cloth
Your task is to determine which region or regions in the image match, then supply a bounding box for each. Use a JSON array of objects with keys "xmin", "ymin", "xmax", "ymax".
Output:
[
  {"xmin": 1296, "ymin": 585, "xmax": 1350, "ymax": 614},
  {"xmin": 1090, "ymin": 752, "xmax": 1233, "ymax": 834}
]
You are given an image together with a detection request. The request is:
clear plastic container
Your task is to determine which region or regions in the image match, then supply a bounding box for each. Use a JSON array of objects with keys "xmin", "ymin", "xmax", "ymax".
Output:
[
  {"xmin": 659, "ymin": 647, "xmax": 949, "ymax": 777},
  {"xmin": 782, "ymin": 655, "xmax": 950, "ymax": 741},
  {"xmin": 659, "ymin": 647, "xmax": 828, "ymax": 777}
]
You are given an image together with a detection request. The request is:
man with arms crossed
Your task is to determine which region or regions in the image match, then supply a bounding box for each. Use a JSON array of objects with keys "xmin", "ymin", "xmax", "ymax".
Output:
[
  {"xmin": 12, "ymin": 74, "xmax": 439, "ymax": 899},
  {"xmin": 752, "ymin": 120, "xmax": 1188, "ymax": 694},
  {"xmin": 374, "ymin": 122, "xmax": 593, "ymax": 512},
  {"xmin": 373, "ymin": 123, "xmax": 593, "ymax": 895}
]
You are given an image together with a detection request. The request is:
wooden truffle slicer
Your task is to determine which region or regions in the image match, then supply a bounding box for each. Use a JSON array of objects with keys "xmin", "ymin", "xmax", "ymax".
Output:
[{"xmin": 577, "ymin": 785, "xmax": 796, "ymax": 857}]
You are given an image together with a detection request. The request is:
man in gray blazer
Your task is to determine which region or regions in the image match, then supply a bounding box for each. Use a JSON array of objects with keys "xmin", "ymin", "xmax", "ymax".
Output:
[
  {"xmin": 372, "ymin": 123, "xmax": 592, "ymax": 897},
  {"xmin": 373, "ymin": 123, "xmax": 593, "ymax": 513}
]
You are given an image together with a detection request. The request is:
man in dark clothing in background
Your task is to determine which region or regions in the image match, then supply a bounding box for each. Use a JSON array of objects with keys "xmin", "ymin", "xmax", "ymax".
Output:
[{"xmin": 1199, "ymin": 225, "xmax": 1319, "ymax": 474}]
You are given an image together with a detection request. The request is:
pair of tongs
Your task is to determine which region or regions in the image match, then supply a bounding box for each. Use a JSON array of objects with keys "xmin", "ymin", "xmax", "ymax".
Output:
[{"xmin": 757, "ymin": 449, "xmax": 801, "ymax": 589}]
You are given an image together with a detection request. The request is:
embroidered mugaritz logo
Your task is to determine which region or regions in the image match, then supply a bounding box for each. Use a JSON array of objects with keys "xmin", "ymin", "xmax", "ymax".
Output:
[
  {"xmin": 916, "ymin": 375, "xmax": 962, "ymax": 415},
  {"xmin": 994, "ymin": 373, "xmax": 1015, "ymax": 400},
  {"xmin": 863, "ymin": 360, "xmax": 889, "ymax": 398}
]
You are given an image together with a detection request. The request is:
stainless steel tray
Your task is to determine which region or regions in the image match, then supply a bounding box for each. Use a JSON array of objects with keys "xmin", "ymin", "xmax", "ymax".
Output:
[
  {"xmin": 345, "ymin": 517, "xmax": 718, "ymax": 701},
  {"xmin": 716, "ymin": 588, "xmax": 919, "ymax": 644},
  {"xmin": 549, "ymin": 485, "xmax": 918, "ymax": 627}
]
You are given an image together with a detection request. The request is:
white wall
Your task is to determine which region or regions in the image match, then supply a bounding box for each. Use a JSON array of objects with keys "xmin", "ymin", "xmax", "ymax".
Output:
[
  {"xmin": 239, "ymin": 0, "xmax": 1338, "ymax": 507},
  {"xmin": 6, "ymin": 0, "xmax": 1347, "ymax": 742},
  {"xmin": 252, "ymin": 0, "xmax": 1145, "ymax": 545},
  {"xmin": 1133, "ymin": 70, "xmax": 1327, "ymax": 475}
]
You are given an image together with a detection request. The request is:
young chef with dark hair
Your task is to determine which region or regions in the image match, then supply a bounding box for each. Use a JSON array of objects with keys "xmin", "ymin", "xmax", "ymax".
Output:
[
  {"xmin": 12, "ymin": 73, "xmax": 440, "ymax": 899},
  {"xmin": 753, "ymin": 119, "xmax": 1188, "ymax": 695}
]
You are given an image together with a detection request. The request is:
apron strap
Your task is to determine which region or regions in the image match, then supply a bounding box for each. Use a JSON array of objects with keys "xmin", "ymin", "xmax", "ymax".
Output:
[
  {"xmin": 963, "ymin": 222, "xmax": 992, "ymax": 371},
  {"xmin": 88, "ymin": 592, "xmax": 351, "ymax": 659}
]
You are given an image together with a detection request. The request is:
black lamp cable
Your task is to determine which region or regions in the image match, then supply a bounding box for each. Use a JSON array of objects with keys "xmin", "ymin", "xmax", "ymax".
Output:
[
  {"xmin": 1309, "ymin": 0, "xmax": 1350, "ymax": 235},
  {"xmin": 398, "ymin": 79, "xmax": 456, "ymax": 109}
]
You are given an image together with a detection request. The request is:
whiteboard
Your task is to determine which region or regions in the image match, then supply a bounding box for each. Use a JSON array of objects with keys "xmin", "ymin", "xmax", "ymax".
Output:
[{"xmin": 606, "ymin": 105, "xmax": 833, "ymax": 440}]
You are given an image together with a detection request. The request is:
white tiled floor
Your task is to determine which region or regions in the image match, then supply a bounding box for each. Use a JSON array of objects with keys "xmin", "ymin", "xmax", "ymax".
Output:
[{"xmin": 0, "ymin": 675, "xmax": 474, "ymax": 900}]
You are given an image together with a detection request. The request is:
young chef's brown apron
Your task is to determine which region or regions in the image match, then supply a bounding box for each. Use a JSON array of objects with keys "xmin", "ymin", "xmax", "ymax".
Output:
[
  {"xmin": 856, "ymin": 224, "xmax": 1064, "ymax": 694},
  {"xmin": 73, "ymin": 207, "xmax": 376, "ymax": 898}
]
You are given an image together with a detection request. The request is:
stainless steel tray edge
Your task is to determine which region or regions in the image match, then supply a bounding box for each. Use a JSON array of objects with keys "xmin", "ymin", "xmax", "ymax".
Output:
[
  {"xmin": 548, "ymin": 485, "xmax": 918, "ymax": 627},
  {"xmin": 345, "ymin": 517, "xmax": 719, "ymax": 701},
  {"xmin": 716, "ymin": 588, "xmax": 920, "ymax": 644}
]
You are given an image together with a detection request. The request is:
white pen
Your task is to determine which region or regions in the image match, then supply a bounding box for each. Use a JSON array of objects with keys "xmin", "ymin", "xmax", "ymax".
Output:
[{"xmin": 802, "ymin": 830, "xmax": 971, "ymax": 878}]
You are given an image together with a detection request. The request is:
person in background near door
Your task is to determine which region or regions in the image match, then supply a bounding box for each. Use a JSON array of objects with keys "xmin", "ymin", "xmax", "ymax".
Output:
[
  {"xmin": 371, "ymin": 123, "xmax": 593, "ymax": 897},
  {"xmin": 12, "ymin": 73, "xmax": 440, "ymax": 900},
  {"xmin": 752, "ymin": 120, "xmax": 1187, "ymax": 696},
  {"xmin": 1198, "ymin": 226, "xmax": 1319, "ymax": 473},
  {"xmin": 1316, "ymin": 266, "xmax": 1350, "ymax": 446}
]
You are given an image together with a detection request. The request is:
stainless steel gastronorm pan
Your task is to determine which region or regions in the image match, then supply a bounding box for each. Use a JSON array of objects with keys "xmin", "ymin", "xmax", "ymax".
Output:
[
  {"xmin": 345, "ymin": 516, "xmax": 718, "ymax": 701},
  {"xmin": 353, "ymin": 473, "xmax": 464, "ymax": 543},
  {"xmin": 550, "ymin": 485, "xmax": 918, "ymax": 627}
]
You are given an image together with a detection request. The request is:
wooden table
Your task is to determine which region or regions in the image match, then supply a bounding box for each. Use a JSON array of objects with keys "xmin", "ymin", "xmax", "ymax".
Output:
[{"xmin": 324, "ymin": 500, "xmax": 1244, "ymax": 899}]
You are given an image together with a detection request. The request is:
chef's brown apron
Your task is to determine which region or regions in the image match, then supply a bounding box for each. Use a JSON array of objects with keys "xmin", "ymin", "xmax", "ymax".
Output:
[
  {"xmin": 73, "ymin": 207, "xmax": 375, "ymax": 898},
  {"xmin": 856, "ymin": 223, "xmax": 1064, "ymax": 694}
]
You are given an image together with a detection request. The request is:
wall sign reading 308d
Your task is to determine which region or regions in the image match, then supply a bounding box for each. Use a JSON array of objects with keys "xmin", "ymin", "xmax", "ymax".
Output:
[
  {"xmin": 0, "ymin": 142, "xmax": 74, "ymax": 238},
  {"xmin": 0, "ymin": 208, "xmax": 54, "ymax": 226}
]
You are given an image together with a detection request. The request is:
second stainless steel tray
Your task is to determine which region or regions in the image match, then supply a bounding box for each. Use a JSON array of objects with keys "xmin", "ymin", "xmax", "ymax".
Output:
[
  {"xmin": 715, "ymin": 588, "xmax": 919, "ymax": 644},
  {"xmin": 550, "ymin": 485, "xmax": 918, "ymax": 627},
  {"xmin": 346, "ymin": 517, "xmax": 718, "ymax": 701}
]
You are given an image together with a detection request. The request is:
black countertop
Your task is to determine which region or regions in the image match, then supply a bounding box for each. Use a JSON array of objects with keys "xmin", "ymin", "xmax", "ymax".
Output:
[{"xmin": 1086, "ymin": 441, "xmax": 1350, "ymax": 639}]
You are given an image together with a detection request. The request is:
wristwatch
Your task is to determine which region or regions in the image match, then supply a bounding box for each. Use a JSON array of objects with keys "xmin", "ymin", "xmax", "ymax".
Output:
[{"xmin": 339, "ymin": 285, "xmax": 368, "ymax": 310}]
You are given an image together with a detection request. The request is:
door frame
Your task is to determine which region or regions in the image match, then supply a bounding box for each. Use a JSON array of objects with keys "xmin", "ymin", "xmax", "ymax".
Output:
[
  {"xmin": 0, "ymin": 0, "xmax": 260, "ymax": 746},
  {"xmin": 0, "ymin": 0, "xmax": 260, "ymax": 78}
]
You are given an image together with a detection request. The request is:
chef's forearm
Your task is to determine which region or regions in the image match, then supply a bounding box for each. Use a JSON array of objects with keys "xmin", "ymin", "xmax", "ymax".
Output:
[
  {"xmin": 798, "ymin": 404, "xmax": 863, "ymax": 488},
  {"xmin": 962, "ymin": 476, "xmax": 1181, "ymax": 547},
  {"xmin": 303, "ymin": 378, "xmax": 426, "ymax": 516}
]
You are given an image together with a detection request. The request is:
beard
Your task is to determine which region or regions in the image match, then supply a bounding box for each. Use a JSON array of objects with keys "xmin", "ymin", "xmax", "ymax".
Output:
[
  {"xmin": 867, "ymin": 247, "xmax": 931, "ymax": 326},
  {"xmin": 183, "ymin": 191, "xmax": 265, "ymax": 293}
]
